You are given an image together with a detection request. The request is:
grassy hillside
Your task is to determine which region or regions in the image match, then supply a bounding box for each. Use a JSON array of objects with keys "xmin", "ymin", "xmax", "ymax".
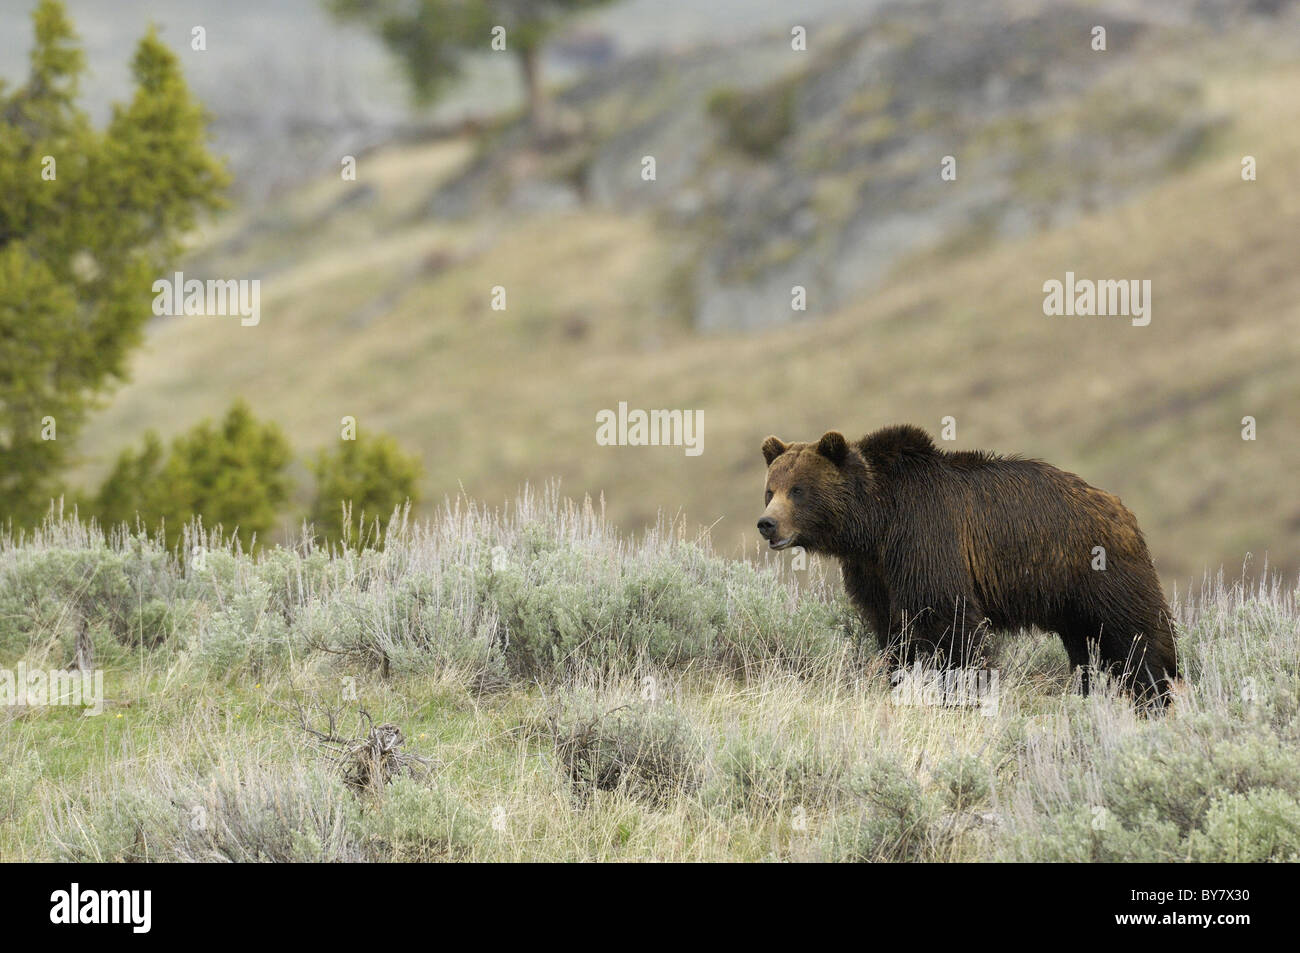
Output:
[
  {"xmin": 2, "ymin": 493, "xmax": 1298, "ymax": 861},
  {"xmin": 67, "ymin": 8, "xmax": 1300, "ymax": 585}
]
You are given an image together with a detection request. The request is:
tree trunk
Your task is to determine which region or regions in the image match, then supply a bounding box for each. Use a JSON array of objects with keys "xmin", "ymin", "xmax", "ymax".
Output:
[
  {"xmin": 518, "ymin": 44, "xmax": 550, "ymax": 137},
  {"xmin": 73, "ymin": 615, "xmax": 93, "ymax": 671}
]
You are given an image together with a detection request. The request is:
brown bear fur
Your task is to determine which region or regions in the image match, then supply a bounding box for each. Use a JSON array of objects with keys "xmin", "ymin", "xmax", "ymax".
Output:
[{"xmin": 758, "ymin": 424, "xmax": 1178, "ymax": 705}]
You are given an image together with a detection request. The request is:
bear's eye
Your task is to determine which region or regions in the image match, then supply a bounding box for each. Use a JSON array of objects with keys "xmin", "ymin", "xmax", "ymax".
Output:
[
  {"xmin": 790, "ymin": 486, "xmax": 803, "ymax": 499},
  {"xmin": 764, "ymin": 489, "xmax": 773, "ymax": 505}
]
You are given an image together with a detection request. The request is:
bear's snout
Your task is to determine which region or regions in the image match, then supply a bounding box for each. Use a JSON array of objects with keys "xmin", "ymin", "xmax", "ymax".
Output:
[{"xmin": 757, "ymin": 517, "xmax": 778, "ymax": 539}]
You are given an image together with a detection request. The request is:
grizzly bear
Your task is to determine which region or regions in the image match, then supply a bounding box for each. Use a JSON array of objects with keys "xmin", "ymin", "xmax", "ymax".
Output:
[{"xmin": 758, "ymin": 425, "xmax": 1177, "ymax": 704}]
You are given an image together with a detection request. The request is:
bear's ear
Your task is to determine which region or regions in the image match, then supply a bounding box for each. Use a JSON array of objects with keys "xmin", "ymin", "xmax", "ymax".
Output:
[
  {"xmin": 816, "ymin": 431, "xmax": 849, "ymax": 466},
  {"xmin": 761, "ymin": 436, "xmax": 788, "ymax": 465}
]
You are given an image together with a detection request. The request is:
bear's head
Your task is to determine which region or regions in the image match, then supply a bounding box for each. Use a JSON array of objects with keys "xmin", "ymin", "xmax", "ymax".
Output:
[{"xmin": 757, "ymin": 431, "xmax": 862, "ymax": 554}]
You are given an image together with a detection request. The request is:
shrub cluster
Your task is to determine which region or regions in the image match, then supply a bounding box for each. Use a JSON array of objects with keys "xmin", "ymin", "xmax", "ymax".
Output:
[{"xmin": 1, "ymin": 487, "xmax": 848, "ymax": 685}]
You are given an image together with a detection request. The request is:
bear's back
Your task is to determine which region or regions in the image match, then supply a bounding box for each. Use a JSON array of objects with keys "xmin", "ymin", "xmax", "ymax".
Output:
[{"xmin": 858, "ymin": 426, "xmax": 1148, "ymax": 584}]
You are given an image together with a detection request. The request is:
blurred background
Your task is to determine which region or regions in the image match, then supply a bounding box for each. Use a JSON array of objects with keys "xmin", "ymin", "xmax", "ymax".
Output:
[{"xmin": 2, "ymin": 0, "xmax": 1298, "ymax": 586}]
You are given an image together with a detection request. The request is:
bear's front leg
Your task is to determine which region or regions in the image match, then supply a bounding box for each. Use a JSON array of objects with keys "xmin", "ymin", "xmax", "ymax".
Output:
[
  {"xmin": 841, "ymin": 559, "xmax": 893, "ymax": 654},
  {"xmin": 894, "ymin": 596, "xmax": 988, "ymax": 670}
]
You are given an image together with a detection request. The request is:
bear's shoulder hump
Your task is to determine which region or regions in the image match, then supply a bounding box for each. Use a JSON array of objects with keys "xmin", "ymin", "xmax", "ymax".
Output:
[{"xmin": 857, "ymin": 424, "xmax": 938, "ymax": 466}]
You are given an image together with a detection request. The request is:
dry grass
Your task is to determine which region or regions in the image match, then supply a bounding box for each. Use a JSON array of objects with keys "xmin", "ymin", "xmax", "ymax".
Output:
[{"xmin": 2, "ymin": 500, "xmax": 1297, "ymax": 862}]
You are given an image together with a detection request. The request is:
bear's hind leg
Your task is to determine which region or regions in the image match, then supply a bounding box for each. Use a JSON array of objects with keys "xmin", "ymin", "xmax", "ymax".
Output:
[
  {"xmin": 1074, "ymin": 615, "xmax": 1174, "ymax": 708},
  {"xmin": 1125, "ymin": 633, "xmax": 1175, "ymax": 710},
  {"xmin": 1058, "ymin": 628, "xmax": 1095, "ymax": 696}
]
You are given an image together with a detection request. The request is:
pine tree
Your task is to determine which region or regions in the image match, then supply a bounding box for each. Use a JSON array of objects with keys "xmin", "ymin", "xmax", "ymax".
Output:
[
  {"xmin": 326, "ymin": 0, "xmax": 619, "ymax": 133},
  {"xmin": 94, "ymin": 401, "xmax": 292, "ymax": 551},
  {"xmin": 309, "ymin": 432, "xmax": 423, "ymax": 548},
  {"xmin": 0, "ymin": 0, "xmax": 228, "ymax": 527}
]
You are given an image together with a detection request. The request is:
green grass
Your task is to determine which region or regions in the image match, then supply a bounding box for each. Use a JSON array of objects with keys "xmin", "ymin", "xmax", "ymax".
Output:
[{"xmin": 3, "ymin": 490, "xmax": 1299, "ymax": 862}]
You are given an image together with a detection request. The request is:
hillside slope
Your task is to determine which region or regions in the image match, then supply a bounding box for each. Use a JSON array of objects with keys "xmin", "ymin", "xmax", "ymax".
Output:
[{"xmin": 71, "ymin": 3, "xmax": 1300, "ymax": 585}]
